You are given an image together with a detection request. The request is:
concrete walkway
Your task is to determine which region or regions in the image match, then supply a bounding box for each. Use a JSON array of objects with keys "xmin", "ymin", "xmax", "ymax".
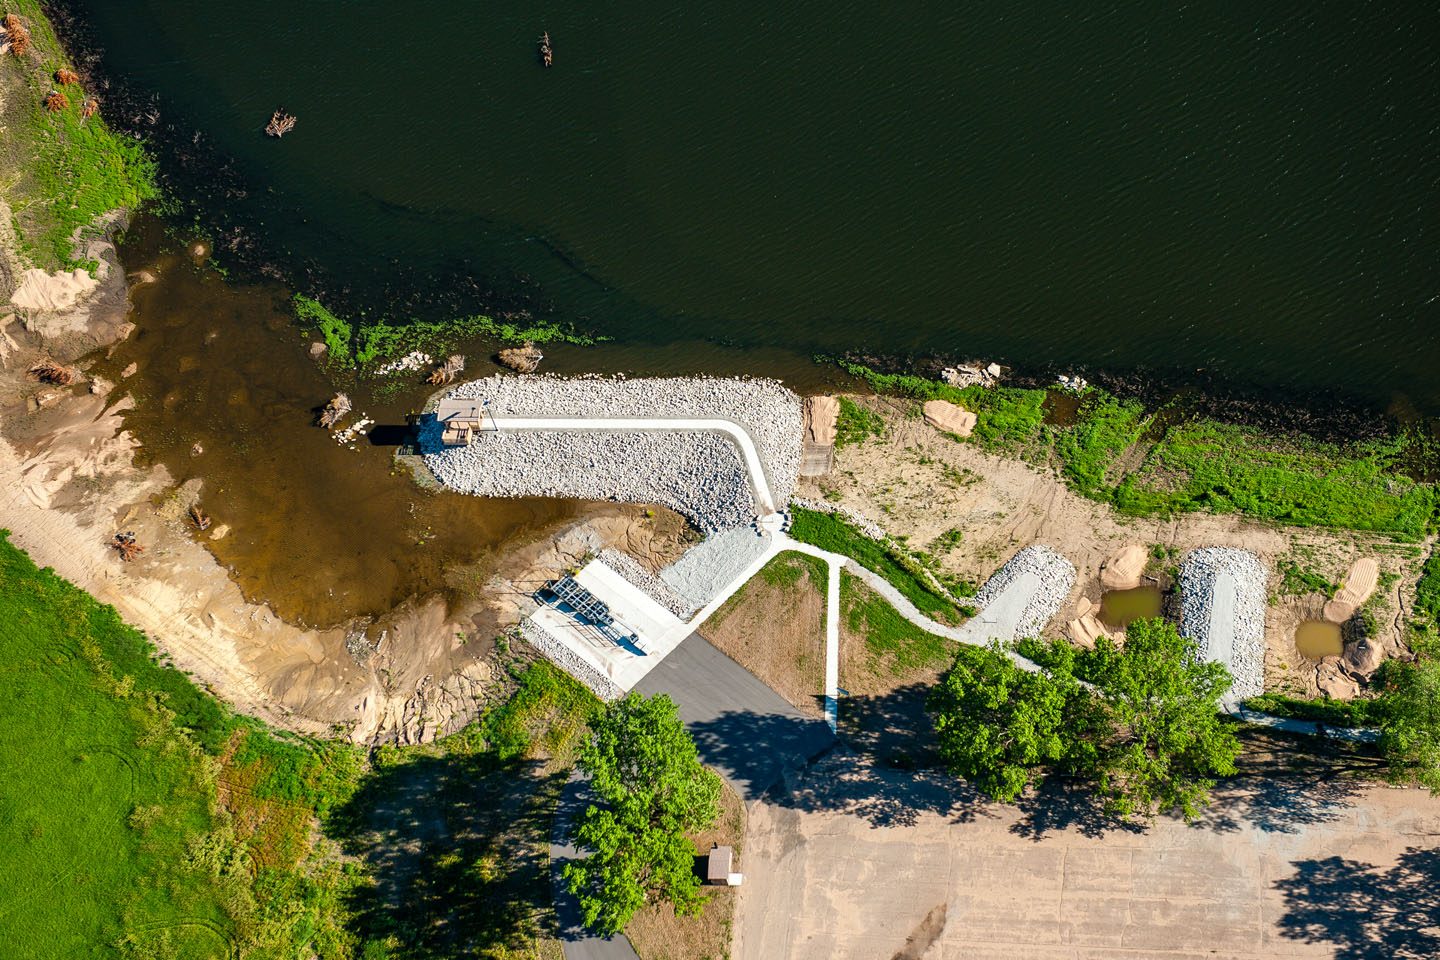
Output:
[{"xmin": 488, "ymin": 415, "xmax": 780, "ymax": 514}]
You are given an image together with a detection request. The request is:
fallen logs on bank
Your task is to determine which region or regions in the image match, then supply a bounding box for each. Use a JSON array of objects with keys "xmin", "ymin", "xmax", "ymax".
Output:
[
  {"xmin": 110, "ymin": 532, "xmax": 144, "ymax": 562},
  {"xmin": 29, "ymin": 359, "xmax": 76, "ymax": 385}
]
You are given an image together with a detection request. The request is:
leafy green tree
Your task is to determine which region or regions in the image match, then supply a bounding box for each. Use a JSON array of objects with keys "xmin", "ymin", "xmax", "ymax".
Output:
[
  {"xmin": 563, "ymin": 693, "xmax": 721, "ymax": 935},
  {"xmin": 1378, "ymin": 633, "xmax": 1440, "ymax": 793},
  {"xmin": 928, "ymin": 642, "xmax": 1079, "ymax": 802},
  {"xmin": 930, "ymin": 619, "xmax": 1240, "ymax": 823},
  {"xmin": 1081, "ymin": 618, "xmax": 1241, "ymax": 822}
]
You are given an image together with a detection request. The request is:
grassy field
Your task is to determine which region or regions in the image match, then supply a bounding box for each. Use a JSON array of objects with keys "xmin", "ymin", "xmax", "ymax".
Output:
[
  {"xmin": 0, "ymin": 529, "xmax": 616, "ymax": 959},
  {"xmin": 787, "ymin": 508, "xmax": 971, "ymax": 623},
  {"xmin": 837, "ymin": 361, "xmax": 1439, "ymax": 541},
  {"xmin": 1, "ymin": 1, "xmax": 156, "ymax": 270},
  {"xmin": 0, "ymin": 530, "xmax": 368, "ymax": 958}
]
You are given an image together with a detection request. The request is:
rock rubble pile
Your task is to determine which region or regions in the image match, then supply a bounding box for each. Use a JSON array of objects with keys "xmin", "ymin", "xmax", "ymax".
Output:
[
  {"xmin": 971, "ymin": 545, "xmax": 1077, "ymax": 638},
  {"xmin": 1179, "ymin": 547, "xmax": 1266, "ymax": 699},
  {"xmin": 422, "ymin": 376, "xmax": 803, "ymax": 531}
]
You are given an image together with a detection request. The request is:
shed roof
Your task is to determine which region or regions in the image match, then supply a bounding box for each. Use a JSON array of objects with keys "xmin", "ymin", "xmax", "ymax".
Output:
[
  {"xmin": 436, "ymin": 398, "xmax": 484, "ymax": 423},
  {"xmin": 706, "ymin": 845, "xmax": 733, "ymax": 881}
]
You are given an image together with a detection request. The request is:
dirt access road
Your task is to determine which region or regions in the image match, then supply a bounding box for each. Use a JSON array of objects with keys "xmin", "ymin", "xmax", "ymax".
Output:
[{"xmin": 735, "ymin": 755, "xmax": 1440, "ymax": 960}]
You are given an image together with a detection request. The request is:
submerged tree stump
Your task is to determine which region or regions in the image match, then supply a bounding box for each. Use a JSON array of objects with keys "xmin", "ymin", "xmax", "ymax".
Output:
[
  {"xmin": 265, "ymin": 109, "xmax": 296, "ymax": 137},
  {"xmin": 426, "ymin": 354, "xmax": 466, "ymax": 385},
  {"xmin": 497, "ymin": 342, "xmax": 544, "ymax": 374},
  {"xmin": 318, "ymin": 392, "xmax": 351, "ymax": 428}
]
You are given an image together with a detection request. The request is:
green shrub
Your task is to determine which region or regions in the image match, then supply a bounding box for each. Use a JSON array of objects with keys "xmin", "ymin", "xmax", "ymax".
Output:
[
  {"xmin": 1242, "ymin": 692, "xmax": 1382, "ymax": 728},
  {"xmin": 834, "ymin": 397, "xmax": 885, "ymax": 449}
]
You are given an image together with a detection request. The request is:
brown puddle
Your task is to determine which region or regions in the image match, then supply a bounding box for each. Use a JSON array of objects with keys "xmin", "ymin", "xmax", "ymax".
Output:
[
  {"xmin": 1041, "ymin": 389, "xmax": 1082, "ymax": 426},
  {"xmin": 1097, "ymin": 586, "xmax": 1163, "ymax": 628},
  {"xmin": 87, "ymin": 219, "xmax": 591, "ymax": 627},
  {"xmin": 1295, "ymin": 620, "xmax": 1343, "ymax": 660}
]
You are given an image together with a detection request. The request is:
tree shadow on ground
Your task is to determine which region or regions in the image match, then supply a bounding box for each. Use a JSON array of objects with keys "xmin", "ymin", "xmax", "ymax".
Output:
[
  {"xmin": 328, "ymin": 751, "xmax": 564, "ymax": 958},
  {"xmin": 1195, "ymin": 773, "xmax": 1369, "ymax": 835},
  {"xmin": 693, "ymin": 684, "xmax": 1383, "ymax": 843},
  {"xmin": 1274, "ymin": 846, "xmax": 1440, "ymax": 959}
]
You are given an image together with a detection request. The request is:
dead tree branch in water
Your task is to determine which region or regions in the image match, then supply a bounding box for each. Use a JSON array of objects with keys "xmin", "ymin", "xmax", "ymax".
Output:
[
  {"xmin": 265, "ymin": 109, "xmax": 296, "ymax": 137},
  {"xmin": 426, "ymin": 354, "xmax": 466, "ymax": 385},
  {"xmin": 29, "ymin": 359, "xmax": 76, "ymax": 385},
  {"xmin": 189, "ymin": 505, "xmax": 211, "ymax": 531},
  {"xmin": 497, "ymin": 342, "xmax": 544, "ymax": 374},
  {"xmin": 318, "ymin": 392, "xmax": 351, "ymax": 428},
  {"xmin": 110, "ymin": 532, "xmax": 143, "ymax": 562},
  {"xmin": 539, "ymin": 32, "xmax": 553, "ymax": 67}
]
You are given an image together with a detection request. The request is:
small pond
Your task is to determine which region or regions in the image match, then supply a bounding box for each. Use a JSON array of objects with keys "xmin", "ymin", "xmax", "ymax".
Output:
[
  {"xmin": 1097, "ymin": 586, "xmax": 1164, "ymax": 628},
  {"xmin": 1295, "ymin": 620, "xmax": 1344, "ymax": 660}
]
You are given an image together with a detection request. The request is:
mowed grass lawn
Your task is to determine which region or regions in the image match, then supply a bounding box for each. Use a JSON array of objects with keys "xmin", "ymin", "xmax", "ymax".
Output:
[{"xmin": 0, "ymin": 536, "xmax": 232, "ymax": 957}]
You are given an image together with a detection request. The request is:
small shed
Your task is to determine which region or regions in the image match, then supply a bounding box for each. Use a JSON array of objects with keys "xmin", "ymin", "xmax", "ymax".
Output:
[
  {"xmin": 436, "ymin": 398, "xmax": 486, "ymax": 446},
  {"xmin": 705, "ymin": 844, "xmax": 742, "ymax": 886}
]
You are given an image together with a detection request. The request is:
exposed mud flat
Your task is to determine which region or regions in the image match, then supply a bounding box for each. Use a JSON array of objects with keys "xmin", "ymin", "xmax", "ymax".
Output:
[{"xmin": 0, "ymin": 217, "xmax": 695, "ymax": 742}]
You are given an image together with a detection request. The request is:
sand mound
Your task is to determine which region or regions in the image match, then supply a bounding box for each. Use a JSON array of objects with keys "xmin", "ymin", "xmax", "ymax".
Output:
[
  {"xmin": 805, "ymin": 395, "xmax": 839, "ymax": 446},
  {"xmin": 1100, "ymin": 544, "xmax": 1148, "ymax": 590},
  {"xmin": 10, "ymin": 267, "xmax": 97, "ymax": 314},
  {"xmin": 923, "ymin": 400, "xmax": 976, "ymax": 437},
  {"xmin": 1322, "ymin": 557, "xmax": 1379, "ymax": 622}
]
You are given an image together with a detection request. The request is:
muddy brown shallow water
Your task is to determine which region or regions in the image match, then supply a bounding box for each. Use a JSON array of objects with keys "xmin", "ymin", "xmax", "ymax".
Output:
[{"xmin": 91, "ymin": 217, "xmax": 837, "ymax": 627}]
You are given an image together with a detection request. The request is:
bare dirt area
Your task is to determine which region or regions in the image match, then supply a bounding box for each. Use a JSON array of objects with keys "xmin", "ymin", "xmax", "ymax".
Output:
[
  {"xmin": 0, "ymin": 284, "xmax": 691, "ymax": 743},
  {"xmin": 734, "ymin": 753, "xmax": 1440, "ymax": 960},
  {"xmin": 626, "ymin": 780, "xmax": 745, "ymax": 960},
  {"xmin": 701, "ymin": 551, "xmax": 828, "ymax": 719},
  {"xmin": 802, "ymin": 396, "xmax": 1423, "ymax": 699}
]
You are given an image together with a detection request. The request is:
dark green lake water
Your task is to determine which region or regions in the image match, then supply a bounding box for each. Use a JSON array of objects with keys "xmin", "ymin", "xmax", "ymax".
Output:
[{"xmin": 76, "ymin": 1, "xmax": 1440, "ymax": 407}]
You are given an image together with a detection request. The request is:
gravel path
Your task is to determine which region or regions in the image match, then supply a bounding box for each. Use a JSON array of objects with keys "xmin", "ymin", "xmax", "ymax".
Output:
[
  {"xmin": 1179, "ymin": 547, "xmax": 1266, "ymax": 701},
  {"xmin": 660, "ymin": 527, "xmax": 774, "ymax": 610},
  {"xmin": 422, "ymin": 376, "xmax": 802, "ymax": 532},
  {"xmin": 967, "ymin": 545, "xmax": 1077, "ymax": 640}
]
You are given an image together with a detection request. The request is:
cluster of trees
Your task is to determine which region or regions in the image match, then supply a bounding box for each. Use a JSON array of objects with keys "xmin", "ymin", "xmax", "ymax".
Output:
[
  {"xmin": 563, "ymin": 693, "xmax": 721, "ymax": 936},
  {"xmin": 564, "ymin": 619, "xmax": 1440, "ymax": 936},
  {"xmin": 930, "ymin": 617, "xmax": 1241, "ymax": 822},
  {"xmin": 1378, "ymin": 631, "xmax": 1440, "ymax": 793}
]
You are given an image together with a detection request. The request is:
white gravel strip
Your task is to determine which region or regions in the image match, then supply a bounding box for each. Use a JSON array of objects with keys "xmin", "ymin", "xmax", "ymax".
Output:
[
  {"xmin": 425, "ymin": 426, "xmax": 757, "ymax": 530},
  {"xmin": 519, "ymin": 617, "xmax": 623, "ymax": 701},
  {"xmin": 439, "ymin": 374, "xmax": 800, "ymax": 489},
  {"xmin": 660, "ymin": 527, "xmax": 774, "ymax": 611},
  {"xmin": 596, "ymin": 548, "xmax": 694, "ymax": 620},
  {"xmin": 969, "ymin": 545, "xmax": 1077, "ymax": 639},
  {"xmin": 1179, "ymin": 547, "xmax": 1266, "ymax": 701}
]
